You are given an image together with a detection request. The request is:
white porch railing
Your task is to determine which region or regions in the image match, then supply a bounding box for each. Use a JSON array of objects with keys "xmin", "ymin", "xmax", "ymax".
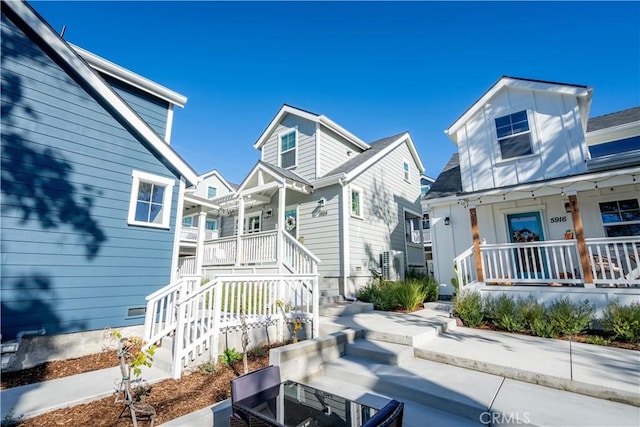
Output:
[
  {"xmin": 241, "ymin": 231, "xmax": 277, "ymax": 264},
  {"xmin": 145, "ymin": 273, "xmax": 319, "ymax": 378},
  {"xmin": 453, "ymin": 236, "xmax": 640, "ymax": 290},
  {"xmin": 177, "ymin": 256, "xmax": 197, "ymax": 277},
  {"xmin": 203, "ymin": 236, "xmax": 237, "ymax": 265},
  {"xmin": 282, "ymin": 232, "xmax": 320, "ymax": 274},
  {"xmin": 587, "ymin": 237, "xmax": 640, "ymax": 287},
  {"xmin": 179, "ymin": 227, "xmax": 218, "ymax": 242}
]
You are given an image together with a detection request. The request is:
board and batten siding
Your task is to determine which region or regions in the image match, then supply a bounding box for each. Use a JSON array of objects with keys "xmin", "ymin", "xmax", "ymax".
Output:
[
  {"xmin": 103, "ymin": 75, "xmax": 170, "ymax": 141},
  {"xmin": 260, "ymin": 115, "xmax": 317, "ymax": 181},
  {"xmin": 348, "ymin": 142, "xmax": 422, "ymax": 280},
  {"xmin": 1, "ymin": 15, "xmax": 180, "ymax": 340},
  {"xmin": 318, "ymin": 127, "xmax": 365, "ymax": 177},
  {"xmin": 456, "ymin": 87, "xmax": 588, "ymax": 193}
]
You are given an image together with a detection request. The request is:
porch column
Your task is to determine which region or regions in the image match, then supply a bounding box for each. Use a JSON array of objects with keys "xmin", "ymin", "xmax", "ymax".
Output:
[
  {"xmin": 195, "ymin": 209, "xmax": 207, "ymax": 275},
  {"xmin": 277, "ymin": 185, "xmax": 286, "ymax": 273},
  {"xmin": 236, "ymin": 197, "xmax": 245, "ymax": 266},
  {"xmin": 568, "ymin": 194, "xmax": 594, "ymax": 287},
  {"xmin": 469, "ymin": 207, "xmax": 484, "ymax": 283}
]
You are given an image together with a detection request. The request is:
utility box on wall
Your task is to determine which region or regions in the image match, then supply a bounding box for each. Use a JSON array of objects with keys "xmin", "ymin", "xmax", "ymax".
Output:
[{"xmin": 381, "ymin": 251, "xmax": 405, "ymax": 281}]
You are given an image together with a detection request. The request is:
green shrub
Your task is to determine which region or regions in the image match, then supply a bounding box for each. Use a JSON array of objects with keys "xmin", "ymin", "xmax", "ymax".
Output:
[
  {"xmin": 395, "ymin": 280, "xmax": 428, "ymax": 311},
  {"xmin": 530, "ymin": 317, "xmax": 557, "ymax": 338},
  {"xmin": 585, "ymin": 335, "xmax": 611, "ymax": 346},
  {"xmin": 602, "ymin": 301, "xmax": 640, "ymax": 343},
  {"xmin": 453, "ymin": 291, "xmax": 484, "ymax": 327},
  {"xmin": 199, "ymin": 360, "xmax": 217, "ymax": 374},
  {"xmin": 219, "ymin": 347, "xmax": 242, "ymax": 365},
  {"xmin": 483, "ymin": 294, "xmax": 525, "ymax": 332},
  {"xmin": 405, "ymin": 267, "xmax": 428, "ymax": 281},
  {"xmin": 548, "ymin": 297, "xmax": 594, "ymax": 336},
  {"xmin": 518, "ymin": 296, "xmax": 547, "ymax": 331},
  {"xmin": 356, "ymin": 281, "xmax": 397, "ymax": 311},
  {"xmin": 421, "ymin": 278, "xmax": 439, "ymax": 303}
]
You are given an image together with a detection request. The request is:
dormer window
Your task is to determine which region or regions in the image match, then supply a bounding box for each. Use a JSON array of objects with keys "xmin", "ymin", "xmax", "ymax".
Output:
[
  {"xmin": 495, "ymin": 110, "xmax": 532, "ymax": 160},
  {"xmin": 280, "ymin": 130, "xmax": 296, "ymax": 169}
]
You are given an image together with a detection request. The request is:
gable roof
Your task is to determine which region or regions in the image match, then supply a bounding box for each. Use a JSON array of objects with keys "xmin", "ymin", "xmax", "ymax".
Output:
[
  {"xmin": 445, "ymin": 76, "xmax": 593, "ymax": 145},
  {"xmin": 236, "ymin": 160, "xmax": 312, "ymax": 195},
  {"xmin": 587, "ymin": 106, "xmax": 640, "ymax": 132},
  {"xmin": 253, "ymin": 104, "xmax": 369, "ymax": 151},
  {"xmin": 197, "ymin": 169, "xmax": 236, "ymax": 192},
  {"xmin": 423, "ymin": 153, "xmax": 462, "ymax": 200},
  {"xmin": 319, "ymin": 132, "xmax": 425, "ymax": 185},
  {"xmin": 5, "ymin": 0, "xmax": 199, "ymax": 186}
]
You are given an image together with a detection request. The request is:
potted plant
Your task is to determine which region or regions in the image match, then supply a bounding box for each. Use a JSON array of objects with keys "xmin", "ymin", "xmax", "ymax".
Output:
[{"xmin": 564, "ymin": 230, "xmax": 574, "ymax": 240}]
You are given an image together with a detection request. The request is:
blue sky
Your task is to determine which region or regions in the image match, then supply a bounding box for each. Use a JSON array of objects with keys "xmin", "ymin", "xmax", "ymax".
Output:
[{"xmin": 31, "ymin": 1, "xmax": 640, "ymax": 185}]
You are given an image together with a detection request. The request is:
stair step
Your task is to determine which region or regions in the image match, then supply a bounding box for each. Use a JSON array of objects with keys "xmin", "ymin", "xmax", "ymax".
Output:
[
  {"xmin": 318, "ymin": 301, "xmax": 373, "ymax": 317},
  {"xmin": 345, "ymin": 339, "xmax": 414, "ymax": 366},
  {"xmin": 305, "ymin": 376, "xmax": 482, "ymax": 427},
  {"xmin": 321, "ymin": 354, "xmax": 502, "ymax": 423}
]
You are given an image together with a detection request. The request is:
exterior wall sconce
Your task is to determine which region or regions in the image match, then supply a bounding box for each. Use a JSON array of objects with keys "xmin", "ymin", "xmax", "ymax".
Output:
[
  {"xmin": 444, "ymin": 216, "xmax": 450, "ymax": 226},
  {"xmin": 318, "ymin": 197, "xmax": 326, "ymax": 207},
  {"xmin": 264, "ymin": 209, "xmax": 272, "ymax": 218},
  {"xmin": 564, "ymin": 202, "xmax": 572, "ymax": 213}
]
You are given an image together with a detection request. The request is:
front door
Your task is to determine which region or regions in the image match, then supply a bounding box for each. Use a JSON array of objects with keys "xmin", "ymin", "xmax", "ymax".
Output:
[{"xmin": 507, "ymin": 212, "xmax": 547, "ymax": 279}]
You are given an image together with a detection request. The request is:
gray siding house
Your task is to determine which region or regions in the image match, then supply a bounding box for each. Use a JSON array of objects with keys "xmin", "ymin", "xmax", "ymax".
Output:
[
  {"xmin": 1, "ymin": 0, "xmax": 198, "ymax": 363},
  {"xmin": 181, "ymin": 104, "xmax": 426, "ymax": 300}
]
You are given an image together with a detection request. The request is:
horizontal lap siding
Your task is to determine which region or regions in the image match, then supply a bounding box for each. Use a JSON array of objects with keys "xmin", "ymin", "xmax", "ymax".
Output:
[
  {"xmin": 349, "ymin": 143, "xmax": 422, "ymax": 276},
  {"xmin": 319, "ymin": 127, "xmax": 364, "ymax": 177},
  {"xmin": 0, "ymin": 15, "xmax": 179, "ymax": 339},
  {"xmin": 260, "ymin": 115, "xmax": 316, "ymax": 181}
]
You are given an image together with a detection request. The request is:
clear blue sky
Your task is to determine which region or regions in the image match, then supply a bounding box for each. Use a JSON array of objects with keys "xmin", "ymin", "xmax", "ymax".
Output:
[{"xmin": 31, "ymin": 1, "xmax": 640, "ymax": 185}]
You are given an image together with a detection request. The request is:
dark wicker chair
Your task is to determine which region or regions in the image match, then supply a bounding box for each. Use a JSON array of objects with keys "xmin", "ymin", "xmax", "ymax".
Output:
[{"xmin": 362, "ymin": 399, "xmax": 404, "ymax": 427}]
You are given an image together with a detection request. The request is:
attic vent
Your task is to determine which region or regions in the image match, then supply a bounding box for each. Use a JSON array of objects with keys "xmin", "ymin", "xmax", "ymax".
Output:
[{"xmin": 127, "ymin": 307, "xmax": 146, "ymax": 317}]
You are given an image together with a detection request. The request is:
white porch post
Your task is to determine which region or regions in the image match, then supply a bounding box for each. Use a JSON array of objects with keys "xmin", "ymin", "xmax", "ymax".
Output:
[
  {"xmin": 277, "ymin": 185, "xmax": 286, "ymax": 273},
  {"xmin": 195, "ymin": 209, "xmax": 207, "ymax": 274},
  {"xmin": 236, "ymin": 197, "xmax": 245, "ymax": 266}
]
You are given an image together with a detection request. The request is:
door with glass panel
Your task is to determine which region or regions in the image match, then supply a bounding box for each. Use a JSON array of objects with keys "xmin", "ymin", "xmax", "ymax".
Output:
[{"xmin": 507, "ymin": 212, "xmax": 547, "ymax": 279}]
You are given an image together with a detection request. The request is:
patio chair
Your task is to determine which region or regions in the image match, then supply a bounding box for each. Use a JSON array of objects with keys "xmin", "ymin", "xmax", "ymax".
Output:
[
  {"xmin": 363, "ymin": 399, "xmax": 404, "ymax": 427},
  {"xmin": 230, "ymin": 365, "xmax": 281, "ymax": 426}
]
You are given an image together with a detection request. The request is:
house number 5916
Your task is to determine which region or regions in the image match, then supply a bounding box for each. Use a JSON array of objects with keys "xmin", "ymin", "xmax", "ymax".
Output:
[{"xmin": 550, "ymin": 216, "xmax": 567, "ymax": 223}]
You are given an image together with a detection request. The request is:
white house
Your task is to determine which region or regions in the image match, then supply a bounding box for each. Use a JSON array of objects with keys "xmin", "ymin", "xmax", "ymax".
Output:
[{"xmin": 423, "ymin": 76, "xmax": 640, "ymax": 307}]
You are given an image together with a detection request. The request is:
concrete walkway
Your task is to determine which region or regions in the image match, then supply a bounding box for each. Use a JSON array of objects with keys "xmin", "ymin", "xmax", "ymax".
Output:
[{"xmin": 1, "ymin": 304, "xmax": 639, "ymax": 426}]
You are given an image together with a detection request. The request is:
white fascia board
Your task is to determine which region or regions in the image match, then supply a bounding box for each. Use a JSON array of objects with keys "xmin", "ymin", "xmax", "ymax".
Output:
[
  {"xmin": 586, "ymin": 121, "xmax": 640, "ymax": 146},
  {"xmin": 198, "ymin": 169, "xmax": 236, "ymax": 192},
  {"xmin": 236, "ymin": 163, "xmax": 284, "ymax": 194},
  {"xmin": 318, "ymin": 116, "xmax": 369, "ymax": 150},
  {"xmin": 71, "ymin": 44, "xmax": 187, "ymax": 108},
  {"xmin": 7, "ymin": 1, "xmax": 199, "ymax": 186},
  {"xmin": 404, "ymin": 133, "xmax": 425, "ymax": 173},
  {"xmin": 446, "ymin": 77, "xmax": 591, "ymax": 143},
  {"xmin": 253, "ymin": 105, "xmax": 319, "ymax": 149},
  {"xmin": 183, "ymin": 194, "xmax": 220, "ymax": 210},
  {"xmin": 253, "ymin": 105, "xmax": 369, "ymax": 151},
  {"xmin": 345, "ymin": 133, "xmax": 412, "ymax": 181}
]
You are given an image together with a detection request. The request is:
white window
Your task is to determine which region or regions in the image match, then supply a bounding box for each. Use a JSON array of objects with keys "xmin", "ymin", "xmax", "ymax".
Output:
[
  {"xmin": 207, "ymin": 186, "xmax": 217, "ymax": 199},
  {"xmin": 205, "ymin": 218, "xmax": 218, "ymax": 230},
  {"xmin": 351, "ymin": 186, "xmax": 363, "ymax": 218},
  {"xmin": 127, "ymin": 170, "xmax": 174, "ymax": 228},
  {"xmin": 235, "ymin": 211, "xmax": 262, "ymax": 234},
  {"xmin": 280, "ymin": 130, "xmax": 297, "ymax": 169},
  {"xmin": 182, "ymin": 216, "xmax": 194, "ymax": 227},
  {"xmin": 403, "ymin": 160, "xmax": 411, "ymax": 182},
  {"xmin": 495, "ymin": 110, "xmax": 533, "ymax": 160},
  {"xmin": 599, "ymin": 199, "xmax": 640, "ymax": 237}
]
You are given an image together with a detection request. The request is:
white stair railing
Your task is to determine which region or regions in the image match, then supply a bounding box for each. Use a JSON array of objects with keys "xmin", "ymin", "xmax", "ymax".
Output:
[
  {"xmin": 170, "ymin": 273, "xmax": 319, "ymax": 379},
  {"xmin": 453, "ymin": 246, "xmax": 477, "ymax": 293},
  {"xmin": 282, "ymin": 232, "xmax": 320, "ymax": 274},
  {"xmin": 143, "ymin": 275, "xmax": 201, "ymax": 348}
]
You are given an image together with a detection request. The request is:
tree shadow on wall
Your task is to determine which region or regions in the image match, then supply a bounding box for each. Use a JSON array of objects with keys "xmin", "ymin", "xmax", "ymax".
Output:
[{"xmin": 1, "ymin": 15, "xmax": 106, "ymax": 357}]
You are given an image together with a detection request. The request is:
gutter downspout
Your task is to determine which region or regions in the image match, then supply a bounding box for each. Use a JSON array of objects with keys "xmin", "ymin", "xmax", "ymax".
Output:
[{"xmin": 339, "ymin": 178, "xmax": 350, "ymax": 297}]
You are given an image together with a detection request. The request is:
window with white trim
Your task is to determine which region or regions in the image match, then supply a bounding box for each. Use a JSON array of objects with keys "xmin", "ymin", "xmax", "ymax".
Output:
[
  {"xmin": 207, "ymin": 186, "xmax": 217, "ymax": 199},
  {"xmin": 280, "ymin": 130, "xmax": 296, "ymax": 169},
  {"xmin": 205, "ymin": 218, "xmax": 218, "ymax": 230},
  {"xmin": 127, "ymin": 170, "xmax": 174, "ymax": 228},
  {"xmin": 403, "ymin": 160, "xmax": 411, "ymax": 182},
  {"xmin": 495, "ymin": 110, "xmax": 533, "ymax": 160},
  {"xmin": 351, "ymin": 186, "xmax": 362, "ymax": 218},
  {"xmin": 599, "ymin": 199, "xmax": 640, "ymax": 237},
  {"xmin": 235, "ymin": 211, "xmax": 262, "ymax": 234},
  {"xmin": 182, "ymin": 216, "xmax": 194, "ymax": 227}
]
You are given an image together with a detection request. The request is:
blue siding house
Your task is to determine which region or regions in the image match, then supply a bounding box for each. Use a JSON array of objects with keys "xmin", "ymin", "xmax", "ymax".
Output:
[{"xmin": 1, "ymin": 0, "xmax": 198, "ymax": 362}]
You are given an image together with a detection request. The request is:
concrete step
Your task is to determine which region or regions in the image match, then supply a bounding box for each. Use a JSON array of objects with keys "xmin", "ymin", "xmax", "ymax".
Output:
[
  {"xmin": 318, "ymin": 301, "xmax": 374, "ymax": 317},
  {"xmin": 152, "ymin": 336, "xmax": 174, "ymax": 375},
  {"xmin": 345, "ymin": 339, "xmax": 414, "ymax": 366},
  {"xmin": 321, "ymin": 354, "xmax": 502, "ymax": 423},
  {"xmin": 305, "ymin": 375, "xmax": 482, "ymax": 427}
]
